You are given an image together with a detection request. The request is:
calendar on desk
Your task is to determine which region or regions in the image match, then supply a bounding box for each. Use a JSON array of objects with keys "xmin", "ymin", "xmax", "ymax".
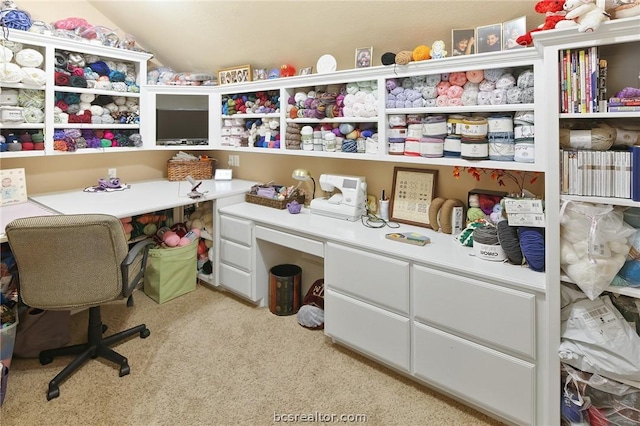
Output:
[{"xmin": 390, "ymin": 167, "xmax": 437, "ymax": 228}]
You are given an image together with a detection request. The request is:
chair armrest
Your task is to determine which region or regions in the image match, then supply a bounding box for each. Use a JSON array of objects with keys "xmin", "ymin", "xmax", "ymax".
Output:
[{"xmin": 121, "ymin": 238, "xmax": 156, "ymax": 297}]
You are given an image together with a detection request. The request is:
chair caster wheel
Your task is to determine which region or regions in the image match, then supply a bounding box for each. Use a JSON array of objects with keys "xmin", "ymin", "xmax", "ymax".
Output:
[
  {"xmin": 140, "ymin": 328, "xmax": 150, "ymax": 339},
  {"xmin": 47, "ymin": 385, "xmax": 60, "ymax": 400},
  {"xmin": 119, "ymin": 363, "xmax": 130, "ymax": 377},
  {"xmin": 39, "ymin": 355, "xmax": 53, "ymax": 365},
  {"xmin": 102, "ymin": 324, "xmax": 108, "ymax": 333}
]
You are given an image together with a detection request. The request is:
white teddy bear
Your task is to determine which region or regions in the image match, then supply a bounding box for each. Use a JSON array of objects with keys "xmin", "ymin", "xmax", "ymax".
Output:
[{"xmin": 564, "ymin": 0, "xmax": 611, "ymax": 32}]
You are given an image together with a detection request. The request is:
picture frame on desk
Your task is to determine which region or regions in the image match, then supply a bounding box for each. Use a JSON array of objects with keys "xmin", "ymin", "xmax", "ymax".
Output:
[
  {"xmin": 1, "ymin": 168, "xmax": 27, "ymax": 206},
  {"xmin": 390, "ymin": 167, "xmax": 437, "ymax": 229}
]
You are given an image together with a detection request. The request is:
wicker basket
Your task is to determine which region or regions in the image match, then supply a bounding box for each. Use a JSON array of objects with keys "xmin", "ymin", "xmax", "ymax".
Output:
[
  {"xmin": 167, "ymin": 159, "xmax": 215, "ymax": 181},
  {"xmin": 245, "ymin": 193, "xmax": 306, "ymax": 210}
]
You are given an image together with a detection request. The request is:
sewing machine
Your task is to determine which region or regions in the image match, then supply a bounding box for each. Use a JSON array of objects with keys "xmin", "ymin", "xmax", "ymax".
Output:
[{"xmin": 309, "ymin": 174, "xmax": 367, "ymax": 221}]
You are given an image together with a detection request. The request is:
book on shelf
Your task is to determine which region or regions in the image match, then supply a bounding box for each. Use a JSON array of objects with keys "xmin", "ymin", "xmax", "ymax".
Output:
[
  {"xmin": 560, "ymin": 149, "xmax": 632, "ymax": 199},
  {"xmin": 632, "ymin": 148, "xmax": 639, "ymax": 202},
  {"xmin": 598, "ymin": 58, "xmax": 607, "ymax": 113},
  {"xmin": 608, "ymin": 105, "xmax": 640, "ymax": 113}
]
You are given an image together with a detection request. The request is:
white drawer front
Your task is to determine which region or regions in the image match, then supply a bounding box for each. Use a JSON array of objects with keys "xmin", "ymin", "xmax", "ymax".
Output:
[
  {"xmin": 220, "ymin": 215, "xmax": 252, "ymax": 246},
  {"xmin": 255, "ymin": 225, "xmax": 324, "ymax": 258},
  {"xmin": 219, "ymin": 263, "xmax": 252, "ymax": 300},
  {"xmin": 326, "ymin": 242, "xmax": 409, "ymax": 314},
  {"xmin": 325, "ymin": 289, "xmax": 410, "ymax": 371},
  {"xmin": 413, "ymin": 265, "xmax": 535, "ymax": 358},
  {"xmin": 414, "ymin": 323, "xmax": 535, "ymax": 425},
  {"xmin": 220, "ymin": 239, "xmax": 251, "ymax": 271}
]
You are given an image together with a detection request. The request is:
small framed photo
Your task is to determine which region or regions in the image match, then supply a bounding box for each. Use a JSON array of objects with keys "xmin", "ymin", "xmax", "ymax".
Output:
[
  {"xmin": 476, "ymin": 23, "xmax": 503, "ymax": 54},
  {"xmin": 299, "ymin": 66, "xmax": 312, "ymax": 76},
  {"xmin": 503, "ymin": 16, "xmax": 527, "ymax": 50},
  {"xmin": 390, "ymin": 167, "xmax": 438, "ymax": 229},
  {"xmin": 253, "ymin": 68, "xmax": 267, "ymax": 81},
  {"xmin": 355, "ymin": 46, "xmax": 373, "ymax": 68},
  {"xmin": 1, "ymin": 168, "xmax": 27, "ymax": 206},
  {"xmin": 451, "ymin": 28, "xmax": 476, "ymax": 56},
  {"xmin": 218, "ymin": 64, "xmax": 252, "ymax": 85}
]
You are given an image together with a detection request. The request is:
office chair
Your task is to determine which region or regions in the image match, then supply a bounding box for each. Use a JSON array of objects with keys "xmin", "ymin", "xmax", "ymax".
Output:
[{"xmin": 6, "ymin": 214, "xmax": 156, "ymax": 401}]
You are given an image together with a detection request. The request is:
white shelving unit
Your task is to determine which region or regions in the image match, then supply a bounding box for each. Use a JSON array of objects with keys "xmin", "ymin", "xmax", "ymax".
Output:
[{"xmin": 0, "ymin": 29, "xmax": 152, "ymax": 158}]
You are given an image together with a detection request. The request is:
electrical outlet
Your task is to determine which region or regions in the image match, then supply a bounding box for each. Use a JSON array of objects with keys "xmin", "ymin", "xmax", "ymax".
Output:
[
  {"xmin": 227, "ymin": 156, "xmax": 233, "ymax": 167},
  {"xmin": 108, "ymin": 168, "xmax": 117, "ymax": 178},
  {"xmin": 234, "ymin": 155, "xmax": 240, "ymax": 167}
]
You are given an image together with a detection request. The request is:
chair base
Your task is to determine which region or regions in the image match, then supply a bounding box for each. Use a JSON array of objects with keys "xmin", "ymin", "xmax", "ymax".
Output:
[{"xmin": 39, "ymin": 306, "xmax": 150, "ymax": 401}]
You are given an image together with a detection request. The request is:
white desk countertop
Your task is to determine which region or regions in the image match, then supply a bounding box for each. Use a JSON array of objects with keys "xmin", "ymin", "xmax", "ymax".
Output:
[
  {"xmin": 219, "ymin": 202, "xmax": 546, "ymax": 293},
  {"xmin": 30, "ymin": 179, "xmax": 257, "ymax": 219}
]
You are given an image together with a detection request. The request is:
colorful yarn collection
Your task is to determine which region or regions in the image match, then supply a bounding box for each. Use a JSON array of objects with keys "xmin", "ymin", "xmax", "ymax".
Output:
[
  {"xmin": 54, "ymin": 52, "xmax": 139, "ymax": 93},
  {"xmin": 287, "ymin": 81, "xmax": 378, "ymax": 120},
  {"xmin": 0, "ymin": 131, "xmax": 45, "ymax": 152},
  {"xmin": 386, "ymin": 67, "xmax": 534, "ymax": 109},
  {"xmin": 53, "ymin": 93, "xmax": 139, "ymax": 125},
  {"xmin": 52, "ymin": 128, "xmax": 142, "ymax": 152}
]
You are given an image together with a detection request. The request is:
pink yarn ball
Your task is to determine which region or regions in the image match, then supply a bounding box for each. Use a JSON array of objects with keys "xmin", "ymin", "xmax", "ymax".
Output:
[
  {"xmin": 190, "ymin": 228, "xmax": 201, "ymax": 238},
  {"xmin": 178, "ymin": 236, "xmax": 192, "ymax": 246},
  {"xmin": 163, "ymin": 231, "xmax": 180, "ymax": 247}
]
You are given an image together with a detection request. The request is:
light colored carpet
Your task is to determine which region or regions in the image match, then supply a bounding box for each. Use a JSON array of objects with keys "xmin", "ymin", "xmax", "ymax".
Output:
[{"xmin": 1, "ymin": 284, "xmax": 505, "ymax": 426}]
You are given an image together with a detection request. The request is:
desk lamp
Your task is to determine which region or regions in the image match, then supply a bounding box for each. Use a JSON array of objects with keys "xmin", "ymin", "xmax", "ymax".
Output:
[{"xmin": 292, "ymin": 168, "xmax": 316, "ymax": 204}]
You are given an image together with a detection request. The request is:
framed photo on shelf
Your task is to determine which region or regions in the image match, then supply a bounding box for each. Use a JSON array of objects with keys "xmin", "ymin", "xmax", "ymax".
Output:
[
  {"xmin": 299, "ymin": 66, "xmax": 313, "ymax": 76},
  {"xmin": 476, "ymin": 23, "xmax": 503, "ymax": 54},
  {"xmin": 253, "ymin": 68, "xmax": 267, "ymax": 81},
  {"xmin": 1, "ymin": 167, "xmax": 27, "ymax": 206},
  {"xmin": 389, "ymin": 167, "xmax": 438, "ymax": 228},
  {"xmin": 218, "ymin": 65, "xmax": 252, "ymax": 85},
  {"xmin": 451, "ymin": 28, "xmax": 476, "ymax": 56},
  {"xmin": 503, "ymin": 16, "xmax": 526, "ymax": 50},
  {"xmin": 355, "ymin": 46, "xmax": 373, "ymax": 68}
]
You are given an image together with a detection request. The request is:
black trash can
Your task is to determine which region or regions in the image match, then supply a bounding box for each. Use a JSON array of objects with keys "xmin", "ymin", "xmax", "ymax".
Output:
[{"xmin": 269, "ymin": 264, "xmax": 302, "ymax": 316}]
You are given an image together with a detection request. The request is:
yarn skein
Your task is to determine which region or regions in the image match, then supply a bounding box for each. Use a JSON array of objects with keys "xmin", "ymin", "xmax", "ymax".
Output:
[
  {"xmin": 518, "ymin": 227, "xmax": 545, "ymax": 272},
  {"xmin": 497, "ymin": 220, "xmax": 523, "ymax": 265}
]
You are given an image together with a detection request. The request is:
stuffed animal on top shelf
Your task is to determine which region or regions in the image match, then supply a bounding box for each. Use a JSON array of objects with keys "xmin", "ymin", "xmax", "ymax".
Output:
[
  {"xmin": 563, "ymin": 0, "xmax": 611, "ymax": 32},
  {"xmin": 516, "ymin": 0, "xmax": 577, "ymax": 46}
]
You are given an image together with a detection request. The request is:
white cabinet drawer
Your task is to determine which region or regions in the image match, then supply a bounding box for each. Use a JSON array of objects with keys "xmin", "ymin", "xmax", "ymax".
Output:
[
  {"xmin": 220, "ymin": 238, "xmax": 252, "ymax": 271},
  {"xmin": 414, "ymin": 323, "xmax": 535, "ymax": 426},
  {"xmin": 326, "ymin": 242, "xmax": 409, "ymax": 314},
  {"xmin": 219, "ymin": 263, "xmax": 252, "ymax": 300},
  {"xmin": 325, "ymin": 289, "xmax": 410, "ymax": 371},
  {"xmin": 255, "ymin": 225, "xmax": 324, "ymax": 258},
  {"xmin": 220, "ymin": 215, "xmax": 252, "ymax": 246},
  {"xmin": 413, "ymin": 265, "xmax": 535, "ymax": 358}
]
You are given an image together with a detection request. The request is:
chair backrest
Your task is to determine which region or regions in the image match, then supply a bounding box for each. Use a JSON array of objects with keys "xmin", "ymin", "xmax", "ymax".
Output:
[{"xmin": 6, "ymin": 214, "xmax": 129, "ymax": 310}]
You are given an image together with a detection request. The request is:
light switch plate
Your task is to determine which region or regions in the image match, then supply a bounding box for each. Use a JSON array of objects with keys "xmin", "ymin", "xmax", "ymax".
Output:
[{"xmin": 214, "ymin": 169, "xmax": 233, "ymax": 180}]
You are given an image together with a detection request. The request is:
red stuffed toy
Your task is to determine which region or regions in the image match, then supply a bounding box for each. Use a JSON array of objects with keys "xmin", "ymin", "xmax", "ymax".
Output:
[{"xmin": 516, "ymin": 0, "xmax": 576, "ymax": 46}]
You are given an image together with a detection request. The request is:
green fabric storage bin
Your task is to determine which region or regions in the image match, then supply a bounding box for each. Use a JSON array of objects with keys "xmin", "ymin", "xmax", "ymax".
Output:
[{"xmin": 143, "ymin": 241, "xmax": 197, "ymax": 304}]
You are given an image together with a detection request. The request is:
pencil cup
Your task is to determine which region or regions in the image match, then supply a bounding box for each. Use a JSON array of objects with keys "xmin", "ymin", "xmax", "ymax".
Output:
[{"xmin": 379, "ymin": 199, "xmax": 390, "ymax": 221}]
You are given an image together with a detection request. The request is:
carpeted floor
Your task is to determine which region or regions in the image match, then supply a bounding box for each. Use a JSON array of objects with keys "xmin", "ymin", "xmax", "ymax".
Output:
[{"xmin": 1, "ymin": 283, "xmax": 505, "ymax": 426}]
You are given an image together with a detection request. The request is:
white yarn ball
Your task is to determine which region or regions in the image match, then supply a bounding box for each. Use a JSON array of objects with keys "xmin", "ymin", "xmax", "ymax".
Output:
[
  {"xmin": 0, "ymin": 63, "xmax": 23, "ymax": 83},
  {"xmin": 20, "ymin": 67, "xmax": 47, "ymax": 86},
  {"xmin": 15, "ymin": 49, "xmax": 44, "ymax": 68},
  {"xmin": 90, "ymin": 105, "xmax": 104, "ymax": 116},
  {"xmin": 0, "ymin": 46, "xmax": 13, "ymax": 63},
  {"xmin": 79, "ymin": 93, "xmax": 95, "ymax": 103}
]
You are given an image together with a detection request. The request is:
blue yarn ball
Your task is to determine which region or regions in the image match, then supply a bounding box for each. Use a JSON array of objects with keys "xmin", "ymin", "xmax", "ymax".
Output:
[
  {"xmin": 108, "ymin": 70, "xmax": 126, "ymax": 82},
  {"xmin": 0, "ymin": 9, "xmax": 32, "ymax": 31},
  {"xmin": 518, "ymin": 227, "xmax": 545, "ymax": 272},
  {"xmin": 90, "ymin": 61, "xmax": 110, "ymax": 76}
]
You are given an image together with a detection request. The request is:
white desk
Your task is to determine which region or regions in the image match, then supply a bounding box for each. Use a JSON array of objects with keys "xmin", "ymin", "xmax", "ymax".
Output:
[
  {"xmin": 30, "ymin": 179, "xmax": 256, "ymax": 219},
  {"xmin": 0, "ymin": 200, "xmax": 59, "ymax": 243}
]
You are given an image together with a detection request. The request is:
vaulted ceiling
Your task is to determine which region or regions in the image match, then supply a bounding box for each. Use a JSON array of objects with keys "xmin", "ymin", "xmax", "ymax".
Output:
[{"xmin": 86, "ymin": 0, "xmax": 543, "ymax": 78}]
